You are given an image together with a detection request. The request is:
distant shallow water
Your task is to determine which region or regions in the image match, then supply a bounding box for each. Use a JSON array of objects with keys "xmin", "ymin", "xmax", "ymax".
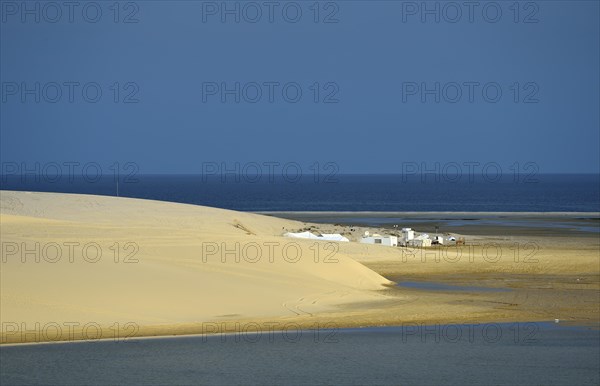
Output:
[
  {"xmin": 265, "ymin": 214, "xmax": 600, "ymax": 233},
  {"xmin": 398, "ymin": 281, "xmax": 512, "ymax": 292},
  {"xmin": 1, "ymin": 323, "xmax": 598, "ymax": 386}
]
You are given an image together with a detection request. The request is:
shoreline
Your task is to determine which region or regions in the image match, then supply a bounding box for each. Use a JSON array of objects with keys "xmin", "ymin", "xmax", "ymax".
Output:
[
  {"xmin": 2, "ymin": 191, "xmax": 599, "ymax": 217},
  {"xmin": 4, "ymin": 318, "xmax": 597, "ymax": 348},
  {"xmin": 2, "ymin": 191, "xmax": 599, "ymax": 345},
  {"xmin": 257, "ymin": 211, "xmax": 600, "ymax": 218},
  {"xmin": 3, "ymin": 269, "xmax": 599, "ymax": 345},
  {"xmin": 263, "ymin": 210, "xmax": 600, "ymax": 237}
]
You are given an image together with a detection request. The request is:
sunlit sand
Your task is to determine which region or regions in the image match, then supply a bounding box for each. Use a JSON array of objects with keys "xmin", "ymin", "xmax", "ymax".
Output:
[{"xmin": 1, "ymin": 191, "xmax": 598, "ymax": 344}]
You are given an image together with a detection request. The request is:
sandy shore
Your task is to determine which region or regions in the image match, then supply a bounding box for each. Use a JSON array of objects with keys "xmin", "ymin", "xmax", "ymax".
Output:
[
  {"xmin": 1, "ymin": 191, "xmax": 598, "ymax": 344},
  {"xmin": 258, "ymin": 211, "xmax": 600, "ymax": 217},
  {"xmin": 258, "ymin": 211, "xmax": 600, "ymax": 237}
]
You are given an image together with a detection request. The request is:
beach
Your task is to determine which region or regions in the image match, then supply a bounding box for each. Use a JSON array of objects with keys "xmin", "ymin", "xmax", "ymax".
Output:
[{"xmin": 1, "ymin": 191, "xmax": 599, "ymax": 344}]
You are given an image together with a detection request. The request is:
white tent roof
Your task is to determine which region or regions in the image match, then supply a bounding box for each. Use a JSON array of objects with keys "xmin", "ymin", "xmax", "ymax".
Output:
[
  {"xmin": 320, "ymin": 233, "xmax": 350, "ymax": 242},
  {"xmin": 284, "ymin": 232, "xmax": 349, "ymax": 242},
  {"xmin": 284, "ymin": 231, "xmax": 321, "ymax": 239}
]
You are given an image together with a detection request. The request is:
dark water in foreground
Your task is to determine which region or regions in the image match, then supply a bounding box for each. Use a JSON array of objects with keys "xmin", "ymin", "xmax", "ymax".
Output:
[
  {"xmin": 1, "ymin": 323, "xmax": 598, "ymax": 386},
  {"xmin": 398, "ymin": 281, "xmax": 512, "ymax": 292},
  {"xmin": 2, "ymin": 174, "xmax": 599, "ymax": 212}
]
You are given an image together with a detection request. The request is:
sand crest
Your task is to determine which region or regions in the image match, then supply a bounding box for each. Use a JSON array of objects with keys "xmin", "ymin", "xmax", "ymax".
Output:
[{"xmin": 0, "ymin": 191, "xmax": 392, "ymax": 343}]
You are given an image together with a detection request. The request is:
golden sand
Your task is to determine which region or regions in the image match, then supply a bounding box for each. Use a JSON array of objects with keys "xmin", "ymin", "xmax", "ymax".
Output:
[{"xmin": 1, "ymin": 191, "xmax": 598, "ymax": 344}]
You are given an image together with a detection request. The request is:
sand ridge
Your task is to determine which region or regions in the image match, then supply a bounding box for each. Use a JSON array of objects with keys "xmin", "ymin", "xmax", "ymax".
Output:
[
  {"xmin": 1, "ymin": 191, "xmax": 598, "ymax": 344},
  {"xmin": 0, "ymin": 191, "xmax": 393, "ymax": 343}
]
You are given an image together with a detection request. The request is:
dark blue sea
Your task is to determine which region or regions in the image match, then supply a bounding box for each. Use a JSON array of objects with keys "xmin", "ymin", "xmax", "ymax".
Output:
[
  {"xmin": 1, "ymin": 323, "xmax": 599, "ymax": 386},
  {"xmin": 1, "ymin": 174, "xmax": 599, "ymax": 212}
]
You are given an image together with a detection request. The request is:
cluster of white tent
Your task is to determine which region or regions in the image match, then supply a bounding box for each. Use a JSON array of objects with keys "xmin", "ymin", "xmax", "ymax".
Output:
[
  {"xmin": 285, "ymin": 229, "xmax": 451, "ymax": 247},
  {"xmin": 284, "ymin": 231, "xmax": 349, "ymax": 242}
]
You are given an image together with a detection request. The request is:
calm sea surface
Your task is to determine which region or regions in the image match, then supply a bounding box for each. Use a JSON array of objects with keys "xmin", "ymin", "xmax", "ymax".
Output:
[
  {"xmin": 1, "ymin": 174, "xmax": 599, "ymax": 212},
  {"xmin": 1, "ymin": 323, "xmax": 598, "ymax": 386}
]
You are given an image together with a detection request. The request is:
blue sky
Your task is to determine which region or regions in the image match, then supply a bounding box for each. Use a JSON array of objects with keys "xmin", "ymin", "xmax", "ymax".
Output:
[{"xmin": 1, "ymin": 1, "xmax": 599, "ymax": 174}]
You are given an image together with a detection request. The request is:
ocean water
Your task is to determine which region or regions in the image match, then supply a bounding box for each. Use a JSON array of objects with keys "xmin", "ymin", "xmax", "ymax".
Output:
[
  {"xmin": 1, "ymin": 174, "xmax": 599, "ymax": 212},
  {"xmin": 1, "ymin": 323, "xmax": 598, "ymax": 386}
]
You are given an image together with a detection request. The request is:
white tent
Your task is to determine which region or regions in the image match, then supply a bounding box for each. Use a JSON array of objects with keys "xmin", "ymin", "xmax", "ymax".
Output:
[
  {"xmin": 284, "ymin": 231, "xmax": 349, "ymax": 242},
  {"xmin": 284, "ymin": 231, "xmax": 321, "ymax": 239},
  {"xmin": 320, "ymin": 233, "xmax": 350, "ymax": 242}
]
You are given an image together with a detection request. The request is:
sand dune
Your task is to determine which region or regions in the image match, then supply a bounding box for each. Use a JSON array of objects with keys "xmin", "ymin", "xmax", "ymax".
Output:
[
  {"xmin": 0, "ymin": 191, "xmax": 392, "ymax": 343},
  {"xmin": 3, "ymin": 191, "xmax": 598, "ymax": 344}
]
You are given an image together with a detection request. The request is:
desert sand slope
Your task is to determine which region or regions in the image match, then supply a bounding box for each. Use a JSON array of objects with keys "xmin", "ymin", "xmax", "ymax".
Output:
[{"xmin": 0, "ymin": 191, "xmax": 391, "ymax": 343}]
